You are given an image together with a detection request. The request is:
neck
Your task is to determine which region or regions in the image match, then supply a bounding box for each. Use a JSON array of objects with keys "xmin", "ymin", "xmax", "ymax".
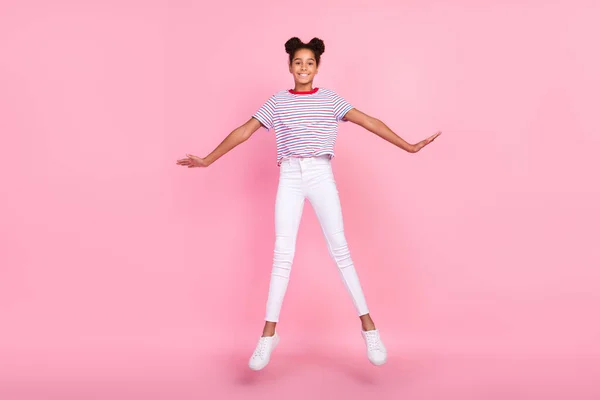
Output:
[{"xmin": 293, "ymin": 83, "xmax": 314, "ymax": 92}]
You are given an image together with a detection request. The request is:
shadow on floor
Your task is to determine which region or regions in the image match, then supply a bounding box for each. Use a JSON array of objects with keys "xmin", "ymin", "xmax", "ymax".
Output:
[{"xmin": 220, "ymin": 349, "xmax": 436, "ymax": 387}]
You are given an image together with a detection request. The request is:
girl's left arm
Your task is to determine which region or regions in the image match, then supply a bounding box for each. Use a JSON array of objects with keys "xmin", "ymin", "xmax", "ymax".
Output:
[{"xmin": 343, "ymin": 108, "xmax": 440, "ymax": 153}]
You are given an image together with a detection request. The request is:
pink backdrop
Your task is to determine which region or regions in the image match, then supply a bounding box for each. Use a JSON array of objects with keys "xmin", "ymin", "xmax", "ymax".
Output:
[{"xmin": 1, "ymin": 0, "xmax": 599, "ymax": 398}]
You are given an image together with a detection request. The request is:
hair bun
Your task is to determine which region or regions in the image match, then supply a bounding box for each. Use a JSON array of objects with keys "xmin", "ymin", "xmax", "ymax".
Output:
[
  {"xmin": 285, "ymin": 37, "xmax": 302, "ymax": 54},
  {"xmin": 308, "ymin": 37, "xmax": 325, "ymax": 55}
]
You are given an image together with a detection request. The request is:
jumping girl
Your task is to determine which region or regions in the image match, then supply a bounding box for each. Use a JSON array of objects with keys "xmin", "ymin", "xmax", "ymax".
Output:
[{"xmin": 176, "ymin": 37, "xmax": 441, "ymax": 371}]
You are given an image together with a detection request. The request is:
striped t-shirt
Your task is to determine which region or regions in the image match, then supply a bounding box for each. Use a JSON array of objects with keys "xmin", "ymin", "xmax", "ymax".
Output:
[{"xmin": 252, "ymin": 87, "xmax": 354, "ymax": 166}]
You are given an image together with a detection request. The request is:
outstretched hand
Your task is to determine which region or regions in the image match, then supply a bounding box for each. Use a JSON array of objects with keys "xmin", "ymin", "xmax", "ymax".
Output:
[
  {"xmin": 411, "ymin": 131, "xmax": 441, "ymax": 153},
  {"xmin": 176, "ymin": 153, "xmax": 209, "ymax": 168}
]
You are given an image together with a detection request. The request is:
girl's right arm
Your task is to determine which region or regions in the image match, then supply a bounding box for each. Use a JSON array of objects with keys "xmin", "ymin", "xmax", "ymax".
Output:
[
  {"xmin": 177, "ymin": 117, "xmax": 263, "ymax": 168},
  {"xmin": 203, "ymin": 117, "xmax": 263, "ymax": 166}
]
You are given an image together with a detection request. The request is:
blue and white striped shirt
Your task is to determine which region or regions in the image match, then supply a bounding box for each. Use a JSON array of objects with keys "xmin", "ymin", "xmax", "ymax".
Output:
[{"xmin": 253, "ymin": 87, "xmax": 354, "ymax": 166}]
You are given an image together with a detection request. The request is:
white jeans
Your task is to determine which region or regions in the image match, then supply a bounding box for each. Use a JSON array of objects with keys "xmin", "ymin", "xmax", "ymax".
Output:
[{"xmin": 265, "ymin": 155, "xmax": 370, "ymax": 322}]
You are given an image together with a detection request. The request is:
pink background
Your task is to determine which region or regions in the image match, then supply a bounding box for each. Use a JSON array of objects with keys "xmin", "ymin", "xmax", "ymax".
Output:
[{"xmin": 1, "ymin": 0, "xmax": 599, "ymax": 398}]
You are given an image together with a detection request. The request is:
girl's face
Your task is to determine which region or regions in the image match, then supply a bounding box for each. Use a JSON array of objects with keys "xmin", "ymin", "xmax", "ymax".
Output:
[{"xmin": 289, "ymin": 48, "xmax": 319, "ymax": 87}]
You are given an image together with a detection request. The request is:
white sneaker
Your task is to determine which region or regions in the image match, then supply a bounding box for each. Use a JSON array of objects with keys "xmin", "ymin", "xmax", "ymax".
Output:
[
  {"xmin": 361, "ymin": 329, "xmax": 387, "ymax": 366},
  {"xmin": 248, "ymin": 331, "xmax": 280, "ymax": 371}
]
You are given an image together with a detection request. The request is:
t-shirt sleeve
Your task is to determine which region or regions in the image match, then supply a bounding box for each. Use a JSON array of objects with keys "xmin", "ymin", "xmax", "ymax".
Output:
[
  {"xmin": 330, "ymin": 90, "xmax": 354, "ymax": 122},
  {"xmin": 252, "ymin": 94, "xmax": 277, "ymax": 131}
]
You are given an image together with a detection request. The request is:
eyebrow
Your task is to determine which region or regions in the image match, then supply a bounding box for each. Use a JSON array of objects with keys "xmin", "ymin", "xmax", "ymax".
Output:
[{"xmin": 293, "ymin": 58, "xmax": 315, "ymax": 62}]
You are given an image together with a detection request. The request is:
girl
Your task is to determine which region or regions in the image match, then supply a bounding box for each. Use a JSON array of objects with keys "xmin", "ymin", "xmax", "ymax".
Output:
[{"xmin": 177, "ymin": 37, "xmax": 441, "ymax": 371}]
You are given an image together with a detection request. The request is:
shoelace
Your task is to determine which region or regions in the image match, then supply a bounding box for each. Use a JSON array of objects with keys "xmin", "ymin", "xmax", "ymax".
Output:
[
  {"xmin": 364, "ymin": 331, "xmax": 382, "ymax": 351},
  {"xmin": 252, "ymin": 337, "xmax": 269, "ymax": 359}
]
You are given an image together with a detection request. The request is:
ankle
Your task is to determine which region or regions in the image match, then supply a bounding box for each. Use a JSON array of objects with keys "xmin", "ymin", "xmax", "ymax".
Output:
[
  {"xmin": 262, "ymin": 321, "xmax": 277, "ymax": 337},
  {"xmin": 360, "ymin": 314, "xmax": 376, "ymax": 331},
  {"xmin": 362, "ymin": 324, "xmax": 376, "ymax": 331}
]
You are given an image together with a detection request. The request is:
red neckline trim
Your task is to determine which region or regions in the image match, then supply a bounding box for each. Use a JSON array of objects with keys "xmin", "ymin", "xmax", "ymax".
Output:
[{"xmin": 289, "ymin": 87, "xmax": 319, "ymax": 95}]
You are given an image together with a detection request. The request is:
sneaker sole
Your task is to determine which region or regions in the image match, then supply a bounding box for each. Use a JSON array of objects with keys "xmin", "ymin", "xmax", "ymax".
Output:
[{"xmin": 369, "ymin": 357, "xmax": 387, "ymax": 366}]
